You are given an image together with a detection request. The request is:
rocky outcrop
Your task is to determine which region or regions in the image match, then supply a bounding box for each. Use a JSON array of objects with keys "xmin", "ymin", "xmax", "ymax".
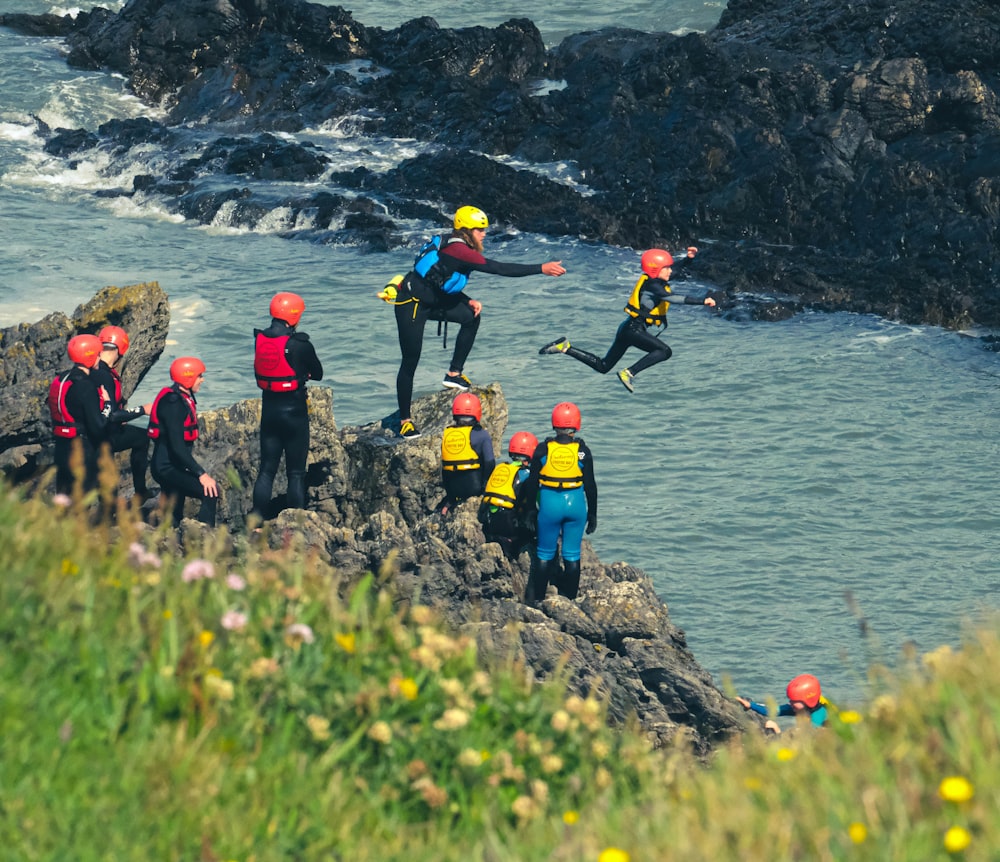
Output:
[
  {"xmin": 0, "ymin": 282, "xmax": 168, "ymax": 477},
  {"xmin": 3, "ymin": 0, "xmax": 999, "ymax": 328},
  {"xmin": 0, "ymin": 291, "xmax": 746, "ymax": 752}
]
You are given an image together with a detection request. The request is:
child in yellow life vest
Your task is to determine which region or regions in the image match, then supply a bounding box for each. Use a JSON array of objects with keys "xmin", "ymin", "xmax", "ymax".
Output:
[
  {"xmin": 539, "ymin": 247, "xmax": 715, "ymax": 393},
  {"xmin": 438, "ymin": 392, "xmax": 496, "ymax": 515},
  {"xmin": 478, "ymin": 430, "xmax": 538, "ymax": 559}
]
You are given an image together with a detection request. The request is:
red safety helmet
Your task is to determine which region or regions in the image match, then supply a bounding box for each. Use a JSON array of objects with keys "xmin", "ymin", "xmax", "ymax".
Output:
[
  {"xmin": 99, "ymin": 325, "xmax": 130, "ymax": 356},
  {"xmin": 508, "ymin": 431, "xmax": 539, "ymax": 459},
  {"xmin": 786, "ymin": 674, "xmax": 822, "ymax": 709},
  {"xmin": 270, "ymin": 291, "xmax": 305, "ymax": 326},
  {"xmin": 67, "ymin": 334, "xmax": 102, "ymax": 367},
  {"xmin": 452, "ymin": 392, "xmax": 482, "ymax": 421},
  {"xmin": 551, "ymin": 401, "xmax": 581, "ymax": 431},
  {"xmin": 170, "ymin": 356, "xmax": 206, "ymax": 389},
  {"xmin": 641, "ymin": 248, "xmax": 674, "ymax": 279}
]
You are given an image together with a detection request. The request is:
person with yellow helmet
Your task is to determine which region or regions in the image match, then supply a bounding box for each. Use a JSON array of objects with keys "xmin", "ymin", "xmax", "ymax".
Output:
[
  {"xmin": 91, "ymin": 325, "xmax": 155, "ymax": 501},
  {"xmin": 737, "ymin": 673, "xmax": 829, "ymax": 733},
  {"xmin": 250, "ymin": 292, "xmax": 324, "ymax": 520},
  {"xmin": 438, "ymin": 392, "xmax": 496, "ymax": 515},
  {"xmin": 47, "ymin": 333, "xmax": 112, "ymax": 496},
  {"xmin": 478, "ymin": 430, "xmax": 539, "ymax": 559},
  {"xmin": 539, "ymin": 246, "xmax": 714, "ymax": 393},
  {"xmin": 518, "ymin": 402, "xmax": 597, "ymax": 604},
  {"xmin": 393, "ymin": 205, "xmax": 566, "ymax": 440},
  {"xmin": 147, "ymin": 356, "xmax": 218, "ymax": 527}
]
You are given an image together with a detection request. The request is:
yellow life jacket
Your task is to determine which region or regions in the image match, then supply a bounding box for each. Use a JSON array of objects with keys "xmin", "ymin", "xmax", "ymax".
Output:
[
  {"xmin": 482, "ymin": 462, "xmax": 520, "ymax": 508},
  {"xmin": 538, "ymin": 440, "xmax": 583, "ymax": 490},
  {"xmin": 441, "ymin": 426, "xmax": 481, "ymax": 472},
  {"xmin": 624, "ymin": 274, "xmax": 671, "ymax": 327}
]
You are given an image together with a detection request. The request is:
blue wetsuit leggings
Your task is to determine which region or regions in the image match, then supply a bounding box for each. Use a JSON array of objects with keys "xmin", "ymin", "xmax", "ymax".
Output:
[{"xmin": 536, "ymin": 487, "xmax": 587, "ymax": 562}]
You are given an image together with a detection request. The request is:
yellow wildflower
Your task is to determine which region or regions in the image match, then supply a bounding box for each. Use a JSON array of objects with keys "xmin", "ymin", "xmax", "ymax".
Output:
[
  {"xmin": 838, "ymin": 710, "xmax": 862, "ymax": 724},
  {"xmin": 598, "ymin": 848, "xmax": 630, "ymax": 862},
  {"xmin": 776, "ymin": 747, "xmax": 797, "ymax": 762},
  {"xmin": 199, "ymin": 630, "xmax": 215, "ymax": 648},
  {"xmin": 939, "ymin": 776, "xmax": 974, "ymax": 803},
  {"xmin": 367, "ymin": 721, "xmax": 393, "ymax": 744},
  {"xmin": 334, "ymin": 631, "xmax": 356, "ymax": 654},
  {"xmin": 943, "ymin": 826, "xmax": 972, "ymax": 853},
  {"xmin": 162, "ymin": 609, "xmax": 173, "ymax": 620},
  {"xmin": 562, "ymin": 810, "xmax": 580, "ymax": 825},
  {"xmin": 204, "ymin": 675, "xmax": 234, "ymax": 701},
  {"xmin": 551, "ymin": 710, "xmax": 571, "ymax": 732},
  {"xmin": 61, "ymin": 558, "xmax": 79, "ymax": 576},
  {"xmin": 541, "ymin": 754, "xmax": 564, "ymax": 774},
  {"xmin": 848, "ymin": 822, "xmax": 868, "ymax": 844}
]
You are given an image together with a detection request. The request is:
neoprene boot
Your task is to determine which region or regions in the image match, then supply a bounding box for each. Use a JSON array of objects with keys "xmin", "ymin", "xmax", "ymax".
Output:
[
  {"xmin": 559, "ymin": 559, "xmax": 581, "ymax": 599},
  {"xmin": 525, "ymin": 557, "xmax": 554, "ymax": 606}
]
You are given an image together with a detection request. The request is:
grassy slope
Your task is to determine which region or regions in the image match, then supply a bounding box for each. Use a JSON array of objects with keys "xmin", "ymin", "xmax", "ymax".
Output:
[{"xmin": 0, "ymin": 482, "xmax": 996, "ymax": 862}]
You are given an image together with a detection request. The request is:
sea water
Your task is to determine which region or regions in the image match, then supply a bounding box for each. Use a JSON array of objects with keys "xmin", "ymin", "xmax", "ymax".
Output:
[{"xmin": 1, "ymin": 0, "xmax": 998, "ymax": 705}]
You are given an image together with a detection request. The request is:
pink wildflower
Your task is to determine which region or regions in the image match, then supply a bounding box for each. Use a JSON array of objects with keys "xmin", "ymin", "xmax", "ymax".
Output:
[
  {"xmin": 128, "ymin": 541, "xmax": 162, "ymax": 569},
  {"xmin": 181, "ymin": 559, "xmax": 215, "ymax": 582},
  {"xmin": 225, "ymin": 573, "xmax": 247, "ymax": 591},
  {"xmin": 221, "ymin": 610, "xmax": 248, "ymax": 631},
  {"xmin": 285, "ymin": 623, "xmax": 315, "ymax": 644}
]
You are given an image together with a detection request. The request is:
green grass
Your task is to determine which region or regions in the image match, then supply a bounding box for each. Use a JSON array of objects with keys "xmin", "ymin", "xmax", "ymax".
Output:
[{"xmin": 1, "ymin": 480, "xmax": 997, "ymax": 861}]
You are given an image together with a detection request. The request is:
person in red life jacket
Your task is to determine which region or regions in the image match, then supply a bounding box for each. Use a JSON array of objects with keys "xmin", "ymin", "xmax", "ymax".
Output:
[
  {"xmin": 478, "ymin": 430, "xmax": 539, "ymax": 560},
  {"xmin": 47, "ymin": 333, "xmax": 112, "ymax": 496},
  {"xmin": 393, "ymin": 205, "xmax": 566, "ymax": 440},
  {"xmin": 250, "ymin": 291, "xmax": 324, "ymax": 520},
  {"xmin": 438, "ymin": 392, "xmax": 496, "ymax": 516},
  {"xmin": 539, "ymin": 247, "xmax": 715, "ymax": 393},
  {"xmin": 90, "ymin": 325, "xmax": 155, "ymax": 501},
  {"xmin": 148, "ymin": 356, "xmax": 218, "ymax": 527},
  {"xmin": 518, "ymin": 402, "xmax": 598, "ymax": 605}
]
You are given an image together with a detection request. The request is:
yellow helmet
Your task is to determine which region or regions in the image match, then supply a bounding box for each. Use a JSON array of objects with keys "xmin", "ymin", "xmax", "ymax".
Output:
[{"xmin": 454, "ymin": 206, "xmax": 489, "ymax": 230}]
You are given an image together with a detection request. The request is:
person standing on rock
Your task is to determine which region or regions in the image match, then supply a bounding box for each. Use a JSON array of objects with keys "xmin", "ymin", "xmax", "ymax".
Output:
[
  {"xmin": 47, "ymin": 333, "xmax": 112, "ymax": 497},
  {"xmin": 519, "ymin": 402, "xmax": 597, "ymax": 604},
  {"xmin": 393, "ymin": 205, "xmax": 566, "ymax": 440},
  {"xmin": 148, "ymin": 356, "xmax": 218, "ymax": 527},
  {"xmin": 539, "ymin": 247, "xmax": 714, "ymax": 393},
  {"xmin": 250, "ymin": 291, "xmax": 323, "ymax": 521},
  {"xmin": 479, "ymin": 430, "xmax": 539, "ymax": 560},
  {"xmin": 91, "ymin": 325, "xmax": 155, "ymax": 501},
  {"xmin": 438, "ymin": 391, "xmax": 496, "ymax": 516}
]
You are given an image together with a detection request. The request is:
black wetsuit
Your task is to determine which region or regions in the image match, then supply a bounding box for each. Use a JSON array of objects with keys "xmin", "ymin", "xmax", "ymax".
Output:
[
  {"xmin": 51, "ymin": 367, "xmax": 110, "ymax": 495},
  {"xmin": 564, "ymin": 261, "xmax": 705, "ymax": 378},
  {"xmin": 395, "ymin": 236, "xmax": 546, "ymax": 420},
  {"xmin": 91, "ymin": 358, "xmax": 150, "ymax": 496},
  {"xmin": 251, "ymin": 319, "xmax": 323, "ymax": 517},
  {"xmin": 150, "ymin": 387, "xmax": 216, "ymax": 527}
]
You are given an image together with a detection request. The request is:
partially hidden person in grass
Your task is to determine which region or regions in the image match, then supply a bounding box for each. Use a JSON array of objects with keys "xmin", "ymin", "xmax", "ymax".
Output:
[
  {"xmin": 47, "ymin": 333, "xmax": 112, "ymax": 497},
  {"xmin": 737, "ymin": 673, "xmax": 829, "ymax": 733},
  {"xmin": 478, "ymin": 430, "xmax": 539, "ymax": 560},
  {"xmin": 251, "ymin": 291, "xmax": 323, "ymax": 521},
  {"xmin": 391, "ymin": 205, "xmax": 566, "ymax": 440},
  {"xmin": 519, "ymin": 402, "xmax": 597, "ymax": 604},
  {"xmin": 91, "ymin": 325, "xmax": 154, "ymax": 502},
  {"xmin": 439, "ymin": 391, "xmax": 496, "ymax": 516},
  {"xmin": 147, "ymin": 356, "xmax": 219, "ymax": 527},
  {"xmin": 539, "ymin": 247, "xmax": 714, "ymax": 393}
]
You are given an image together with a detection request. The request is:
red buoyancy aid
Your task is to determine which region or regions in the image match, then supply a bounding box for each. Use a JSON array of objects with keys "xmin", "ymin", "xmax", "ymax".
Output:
[
  {"xmin": 48, "ymin": 370, "xmax": 105, "ymax": 438},
  {"xmin": 254, "ymin": 332, "xmax": 300, "ymax": 392},
  {"xmin": 147, "ymin": 384, "xmax": 199, "ymax": 442},
  {"xmin": 107, "ymin": 364, "xmax": 124, "ymax": 407}
]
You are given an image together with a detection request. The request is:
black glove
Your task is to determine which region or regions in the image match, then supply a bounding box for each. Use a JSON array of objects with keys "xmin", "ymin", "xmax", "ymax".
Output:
[{"xmin": 586, "ymin": 516, "xmax": 597, "ymax": 534}]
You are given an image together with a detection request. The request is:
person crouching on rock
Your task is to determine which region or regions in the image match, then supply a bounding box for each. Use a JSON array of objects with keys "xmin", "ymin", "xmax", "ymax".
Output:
[
  {"xmin": 439, "ymin": 392, "xmax": 495, "ymax": 516},
  {"xmin": 250, "ymin": 291, "xmax": 323, "ymax": 521},
  {"xmin": 47, "ymin": 333, "xmax": 112, "ymax": 497},
  {"xmin": 519, "ymin": 402, "xmax": 598, "ymax": 604},
  {"xmin": 91, "ymin": 325, "xmax": 154, "ymax": 502},
  {"xmin": 147, "ymin": 356, "xmax": 218, "ymax": 527},
  {"xmin": 479, "ymin": 430, "xmax": 538, "ymax": 560}
]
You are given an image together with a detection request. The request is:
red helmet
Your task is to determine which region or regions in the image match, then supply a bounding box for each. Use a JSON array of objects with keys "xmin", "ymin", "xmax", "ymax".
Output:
[
  {"xmin": 98, "ymin": 325, "xmax": 130, "ymax": 356},
  {"xmin": 170, "ymin": 356, "xmax": 206, "ymax": 388},
  {"xmin": 551, "ymin": 402, "xmax": 581, "ymax": 431},
  {"xmin": 508, "ymin": 431, "xmax": 539, "ymax": 459},
  {"xmin": 270, "ymin": 291, "xmax": 305, "ymax": 326},
  {"xmin": 641, "ymin": 248, "xmax": 674, "ymax": 278},
  {"xmin": 786, "ymin": 674, "xmax": 822, "ymax": 709},
  {"xmin": 67, "ymin": 334, "xmax": 102, "ymax": 367},
  {"xmin": 452, "ymin": 392, "xmax": 482, "ymax": 421}
]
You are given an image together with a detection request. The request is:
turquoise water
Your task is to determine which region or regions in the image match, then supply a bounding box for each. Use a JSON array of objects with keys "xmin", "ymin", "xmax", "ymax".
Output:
[{"xmin": 2, "ymin": 0, "xmax": 998, "ymax": 706}]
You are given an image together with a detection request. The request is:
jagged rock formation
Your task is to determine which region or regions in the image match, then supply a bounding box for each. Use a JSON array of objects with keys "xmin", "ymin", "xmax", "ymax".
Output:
[
  {"xmin": 0, "ymin": 289, "xmax": 746, "ymax": 752},
  {"xmin": 3, "ymin": 0, "xmax": 999, "ymax": 327}
]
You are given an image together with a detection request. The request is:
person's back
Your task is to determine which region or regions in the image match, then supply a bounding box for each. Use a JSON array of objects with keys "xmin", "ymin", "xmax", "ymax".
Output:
[
  {"xmin": 479, "ymin": 430, "xmax": 538, "ymax": 559},
  {"xmin": 440, "ymin": 392, "xmax": 495, "ymax": 514}
]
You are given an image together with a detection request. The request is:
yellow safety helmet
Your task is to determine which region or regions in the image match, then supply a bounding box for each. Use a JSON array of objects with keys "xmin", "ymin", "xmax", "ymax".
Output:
[{"xmin": 454, "ymin": 206, "xmax": 489, "ymax": 230}]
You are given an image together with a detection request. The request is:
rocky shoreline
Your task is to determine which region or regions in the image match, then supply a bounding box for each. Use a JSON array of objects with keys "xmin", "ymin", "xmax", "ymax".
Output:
[
  {"xmin": 2, "ymin": 0, "xmax": 999, "ymax": 329},
  {"xmin": 0, "ymin": 283, "xmax": 748, "ymax": 752}
]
